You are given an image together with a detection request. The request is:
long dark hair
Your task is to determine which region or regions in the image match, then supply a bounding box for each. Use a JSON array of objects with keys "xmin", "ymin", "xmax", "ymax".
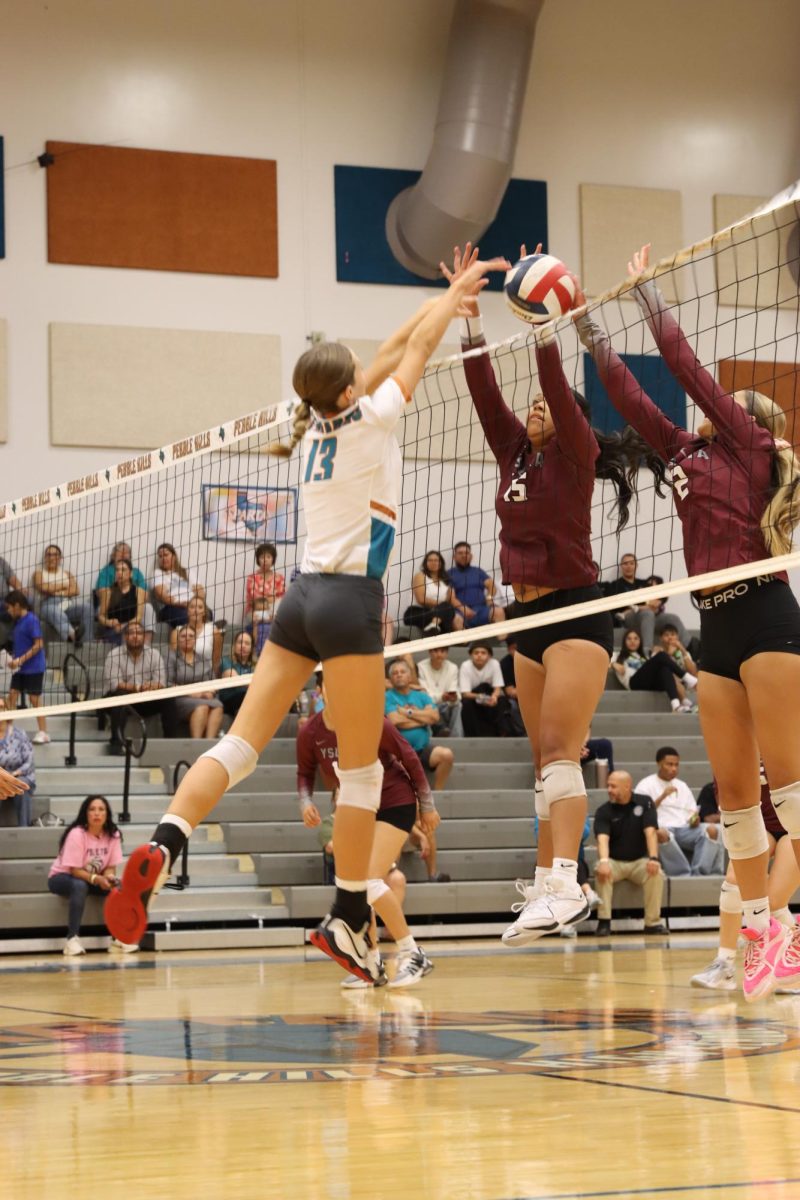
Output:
[
  {"xmin": 58, "ymin": 794, "xmax": 120, "ymax": 851},
  {"xmin": 616, "ymin": 628, "xmax": 643, "ymax": 664},
  {"xmin": 572, "ymin": 391, "xmax": 668, "ymax": 530},
  {"xmin": 420, "ymin": 550, "xmax": 450, "ymax": 583}
]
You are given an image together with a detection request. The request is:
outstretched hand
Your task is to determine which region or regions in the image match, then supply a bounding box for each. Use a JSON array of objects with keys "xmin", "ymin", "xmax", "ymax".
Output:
[
  {"xmin": 440, "ymin": 244, "xmax": 510, "ymax": 317},
  {"xmin": 628, "ymin": 243, "xmax": 651, "ymax": 278}
]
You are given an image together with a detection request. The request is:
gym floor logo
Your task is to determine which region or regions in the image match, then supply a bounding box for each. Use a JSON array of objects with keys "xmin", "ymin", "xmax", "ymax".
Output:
[{"xmin": 0, "ymin": 1008, "xmax": 796, "ymax": 1086}]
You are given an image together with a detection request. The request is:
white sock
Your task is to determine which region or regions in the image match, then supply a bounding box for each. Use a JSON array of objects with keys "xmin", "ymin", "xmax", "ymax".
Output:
[
  {"xmin": 670, "ymin": 698, "xmax": 681, "ymax": 711},
  {"xmin": 533, "ymin": 866, "xmax": 552, "ymax": 891},
  {"xmin": 551, "ymin": 858, "xmax": 579, "ymax": 887},
  {"xmin": 742, "ymin": 897, "xmax": 770, "ymax": 935},
  {"xmin": 334, "ymin": 876, "xmax": 368, "ymax": 892},
  {"xmin": 161, "ymin": 813, "xmax": 193, "ymax": 838},
  {"xmin": 773, "ymin": 906, "xmax": 795, "ymax": 929},
  {"xmin": 683, "ymin": 672, "xmax": 698, "ymax": 688},
  {"xmin": 396, "ymin": 935, "xmax": 417, "ymax": 954},
  {"xmin": 717, "ymin": 946, "xmax": 736, "ymax": 962}
]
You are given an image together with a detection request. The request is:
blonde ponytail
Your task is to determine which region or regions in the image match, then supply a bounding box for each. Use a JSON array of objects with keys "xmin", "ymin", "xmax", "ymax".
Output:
[
  {"xmin": 268, "ymin": 401, "xmax": 312, "ymax": 458},
  {"xmin": 740, "ymin": 389, "xmax": 800, "ymax": 556}
]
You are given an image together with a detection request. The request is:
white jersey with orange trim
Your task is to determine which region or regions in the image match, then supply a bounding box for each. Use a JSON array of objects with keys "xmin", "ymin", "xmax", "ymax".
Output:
[{"xmin": 299, "ymin": 375, "xmax": 410, "ymax": 581}]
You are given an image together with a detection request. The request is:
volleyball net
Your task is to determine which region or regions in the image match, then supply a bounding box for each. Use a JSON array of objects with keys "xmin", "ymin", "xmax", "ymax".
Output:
[{"xmin": 2, "ymin": 193, "xmax": 799, "ymax": 718}]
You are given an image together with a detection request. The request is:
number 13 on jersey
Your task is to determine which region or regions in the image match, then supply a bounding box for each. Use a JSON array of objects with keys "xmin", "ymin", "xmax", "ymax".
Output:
[{"xmin": 304, "ymin": 436, "xmax": 338, "ymax": 482}]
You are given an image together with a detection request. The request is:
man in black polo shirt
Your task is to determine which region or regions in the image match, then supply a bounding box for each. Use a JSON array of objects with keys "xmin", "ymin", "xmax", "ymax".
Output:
[{"xmin": 593, "ymin": 770, "xmax": 666, "ymax": 936}]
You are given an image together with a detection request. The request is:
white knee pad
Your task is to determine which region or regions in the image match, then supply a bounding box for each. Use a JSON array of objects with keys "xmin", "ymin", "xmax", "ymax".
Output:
[
  {"xmin": 534, "ymin": 779, "xmax": 549, "ymax": 821},
  {"xmin": 541, "ymin": 760, "xmax": 586, "ymax": 808},
  {"xmin": 719, "ymin": 880, "xmax": 742, "ymax": 915},
  {"xmin": 334, "ymin": 760, "xmax": 384, "ymax": 813},
  {"xmin": 367, "ymin": 878, "xmax": 390, "ymax": 905},
  {"xmin": 720, "ymin": 804, "xmax": 769, "ymax": 859},
  {"xmin": 200, "ymin": 734, "xmax": 258, "ymax": 788},
  {"xmin": 771, "ymin": 780, "xmax": 800, "ymax": 838}
]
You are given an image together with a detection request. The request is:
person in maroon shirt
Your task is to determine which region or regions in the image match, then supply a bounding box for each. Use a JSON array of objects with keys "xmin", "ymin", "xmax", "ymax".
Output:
[
  {"xmin": 443, "ymin": 243, "xmax": 664, "ymax": 947},
  {"xmin": 296, "ymin": 700, "xmax": 439, "ymax": 988},
  {"xmin": 575, "ymin": 243, "xmax": 800, "ymax": 997}
]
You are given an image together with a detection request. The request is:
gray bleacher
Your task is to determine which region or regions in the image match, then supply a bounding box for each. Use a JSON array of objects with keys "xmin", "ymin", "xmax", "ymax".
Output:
[{"xmin": 0, "ymin": 638, "xmax": 739, "ymax": 950}]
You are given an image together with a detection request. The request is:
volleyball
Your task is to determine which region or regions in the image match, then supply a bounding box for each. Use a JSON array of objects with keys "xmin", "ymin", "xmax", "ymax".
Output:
[{"xmin": 504, "ymin": 252, "xmax": 577, "ymax": 324}]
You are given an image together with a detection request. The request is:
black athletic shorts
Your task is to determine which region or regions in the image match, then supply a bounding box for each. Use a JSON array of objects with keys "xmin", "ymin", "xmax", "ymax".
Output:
[
  {"xmin": 513, "ymin": 584, "xmax": 614, "ymax": 665},
  {"xmin": 697, "ymin": 575, "xmax": 800, "ymax": 681},
  {"xmin": 268, "ymin": 573, "xmax": 384, "ymax": 662},
  {"xmin": 10, "ymin": 671, "xmax": 44, "ymax": 695},
  {"xmin": 377, "ymin": 802, "xmax": 417, "ymax": 833}
]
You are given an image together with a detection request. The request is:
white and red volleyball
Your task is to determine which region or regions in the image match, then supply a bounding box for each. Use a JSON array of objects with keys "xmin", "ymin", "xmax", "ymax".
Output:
[{"xmin": 504, "ymin": 253, "xmax": 576, "ymax": 324}]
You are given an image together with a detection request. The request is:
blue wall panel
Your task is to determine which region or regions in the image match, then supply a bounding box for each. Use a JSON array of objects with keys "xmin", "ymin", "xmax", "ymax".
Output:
[
  {"xmin": 334, "ymin": 164, "xmax": 547, "ymax": 290},
  {"xmin": 583, "ymin": 351, "xmax": 686, "ymax": 437}
]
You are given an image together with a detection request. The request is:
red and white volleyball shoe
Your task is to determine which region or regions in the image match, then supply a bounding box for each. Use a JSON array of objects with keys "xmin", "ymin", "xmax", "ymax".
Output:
[{"xmin": 105, "ymin": 844, "xmax": 169, "ymax": 946}]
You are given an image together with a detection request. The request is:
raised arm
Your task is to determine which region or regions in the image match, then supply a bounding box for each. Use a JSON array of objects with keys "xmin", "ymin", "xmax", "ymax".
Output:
[
  {"xmin": 534, "ymin": 325, "xmax": 597, "ymax": 470},
  {"xmin": 363, "ymin": 298, "xmax": 439, "ymax": 394},
  {"xmin": 629, "ymin": 245, "xmax": 758, "ymax": 448}
]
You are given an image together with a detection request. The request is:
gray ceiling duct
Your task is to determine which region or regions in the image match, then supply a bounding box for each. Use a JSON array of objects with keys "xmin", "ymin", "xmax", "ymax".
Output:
[{"xmin": 386, "ymin": 0, "xmax": 544, "ymax": 279}]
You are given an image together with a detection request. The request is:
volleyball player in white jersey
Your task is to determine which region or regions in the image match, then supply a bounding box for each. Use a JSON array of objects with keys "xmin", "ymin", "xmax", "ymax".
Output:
[{"xmin": 106, "ymin": 254, "xmax": 507, "ymax": 981}]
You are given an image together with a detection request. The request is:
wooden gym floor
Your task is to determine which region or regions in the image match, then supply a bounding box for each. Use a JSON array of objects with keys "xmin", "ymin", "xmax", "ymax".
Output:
[{"xmin": 2, "ymin": 934, "xmax": 800, "ymax": 1200}]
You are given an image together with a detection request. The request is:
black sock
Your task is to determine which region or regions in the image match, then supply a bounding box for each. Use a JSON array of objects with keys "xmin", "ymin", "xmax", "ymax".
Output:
[
  {"xmin": 331, "ymin": 887, "xmax": 369, "ymax": 929},
  {"xmin": 150, "ymin": 822, "xmax": 187, "ymax": 870}
]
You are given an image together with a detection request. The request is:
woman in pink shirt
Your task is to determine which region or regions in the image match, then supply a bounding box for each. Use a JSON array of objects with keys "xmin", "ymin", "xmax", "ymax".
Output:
[{"xmin": 48, "ymin": 795, "xmax": 125, "ymax": 956}]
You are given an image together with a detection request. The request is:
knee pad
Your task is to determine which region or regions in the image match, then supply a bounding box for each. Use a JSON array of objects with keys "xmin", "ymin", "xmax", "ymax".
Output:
[
  {"xmin": 770, "ymin": 780, "xmax": 800, "ymax": 838},
  {"xmin": 366, "ymin": 878, "xmax": 390, "ymax": 905},
  {"xmin": 534, "ymin": 779, "xmax": 549, "ymax": 821},
  {"xmin": 334, "ymin": 760, "xmax": 384, "ymax": 813},
  {"xmin": 541, "ymin": 760, "xmax": 586, "ymax": 808},
  {"xmin": 199, "ymin": 734, "xmax": 258, "ymax": 788},
  {"xmin": 720, "ymin": 803, "xmax": 769, "ymax": 859},
  {"xmin": 719, "ymin": 880, "xmax": 742, "ymax": 915}
]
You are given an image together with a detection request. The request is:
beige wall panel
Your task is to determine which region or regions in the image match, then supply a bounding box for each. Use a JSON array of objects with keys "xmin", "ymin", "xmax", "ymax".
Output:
[
  {"xmin": 0, "ymin": 320, "xmax": 7, "ymax": 443},
  {"xmin": 49, "ymin": 323, "xmax": 282, "ymax": 449},
  {"xmin": 712, "ymin": 193, "xmax": 797, "ymax": 309},
  {"xmin": 580, "ymin": 184, "xmax": 683, "ymax": 302}
]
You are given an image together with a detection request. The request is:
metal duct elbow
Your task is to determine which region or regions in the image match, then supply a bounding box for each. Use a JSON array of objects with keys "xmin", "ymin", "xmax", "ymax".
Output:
[{"xmin": 386, "ymin": 0, "xmax": 544, "ymax": 279}]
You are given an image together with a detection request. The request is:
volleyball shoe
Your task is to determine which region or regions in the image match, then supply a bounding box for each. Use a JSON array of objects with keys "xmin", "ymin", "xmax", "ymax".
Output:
[
  {"xmin": 502, "ymin": 875, "xmax": 590, "ymax": 946},
  {"xmin": 105, "ymin": 843, "xmax": 169, "ymax": 945},
  {"xmin": 741, "ymin": 918, "xmax": 788, "ymax": 1002}
]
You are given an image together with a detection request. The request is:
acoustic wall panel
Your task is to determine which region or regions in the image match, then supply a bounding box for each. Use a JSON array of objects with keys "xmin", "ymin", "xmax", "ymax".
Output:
[
  {"xmin": 712, "ymin": 194, "xmax": 797, "ymax": 309},
  {"xmin": 580, "ymin": 184, "xmax": 683, "ymax": 301},
  {"xmin": 45, "ymin": 141, "xmax": 278, "ymax": 278},
  {"xmin": 719, "ymin": 358, "xmax": 800, "ymax": 449},
  {"xmin": 583, "ymin": 351, "xmax": 686, "ymax": 437},
  {"xmin": 335, "ymin": 165, "xmax": 547, "ymax": 289},
  {"xmin": 0, "ymin": 136, "xmax": 5, "ymax": 259},
  {"xmin": 50, "ymin": 323, "xmax": 282, "ymax": 449},
  {"xmin": 0, "ymin": 319, "xmax": 7, "ymax": 443}
]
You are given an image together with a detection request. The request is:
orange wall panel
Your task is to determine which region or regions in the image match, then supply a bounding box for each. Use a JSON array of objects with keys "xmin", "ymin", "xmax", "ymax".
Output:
[
  {"xmin": 46, "ymin": 140, "xmax": 278, "ymax": 278},
  {"xmin": 718, "ymin": 359, "xmax": 800, "ymax": 449}
]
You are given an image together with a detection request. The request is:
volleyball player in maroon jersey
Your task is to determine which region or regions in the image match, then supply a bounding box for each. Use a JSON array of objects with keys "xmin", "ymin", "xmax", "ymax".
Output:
[
  {"xmin": 443, "ymin": 244, "xmax": 664, "ymax": 943},
  {"xmin": 575, "ymin": 244, "xmax": 800, "ymax": 997},
  {"xmin": 296, "ymin": 701, "xmax": 439, "ymax": 987}
]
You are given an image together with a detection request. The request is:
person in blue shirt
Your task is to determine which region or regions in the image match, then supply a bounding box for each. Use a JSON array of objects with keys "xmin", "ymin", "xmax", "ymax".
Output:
[
  {"xmin": 449, "ymin": 542, "xmax": 505, "ymax": 629},
  {"xmin": 5, "ymin": 590, "xmax": 49, "ymax": 744}
]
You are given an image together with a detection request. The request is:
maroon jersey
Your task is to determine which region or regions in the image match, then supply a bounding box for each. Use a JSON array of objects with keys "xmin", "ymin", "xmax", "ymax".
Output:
[
  {"xmin": 577, "ymin": 284, "xmax": 782, "ymax": 580},
  {"xmin": 296, "ymin": 712, "xmax": 431, "ymax": 811},
  {"xmin": 462, "ymin": 333, "xmax": 598, "ymax": 589}
]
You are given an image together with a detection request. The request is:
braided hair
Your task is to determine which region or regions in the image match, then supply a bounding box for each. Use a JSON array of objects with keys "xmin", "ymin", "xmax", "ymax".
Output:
[{"xmin": 269, "ymin": 342, "xmax": 356, "ymax": 458}]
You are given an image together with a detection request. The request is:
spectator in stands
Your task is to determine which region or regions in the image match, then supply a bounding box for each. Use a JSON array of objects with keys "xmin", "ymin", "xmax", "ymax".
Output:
[
  {"xmin": 499, "ymin": 637, "xmax": 526, "ymax": 737},
  {"xmin": 385, "ymin": 659, "xmax": 453, "ymax": 882},
  {"xmin": 449, "ymin": 541, "xmax": 505, "ymax": 628},
  {"xmin": 612, "ymin": 629, "xmax": 697, "ymax": 713},
  {"xmin": 657, "ymin": 624, "xmax": 699, "ymax": 692},
  {"xmin": 623, "ymin": 574, "xmax": 691, "ymax": 655},
  {"xmin": 381, "ymin": 597, "xmax": 395, "ymax": 648},
  {"xmin": 96, "ymin": 558, "xmax": 146, "ymax": 644},
  {"xmin": 219, "ymin": 630, "xmax": 255, "ymax": 721},
  {"xmin": 31, "ymin": 544, "xmax": 93, "ymax": 645},
  {"xmin": 95, "ymin": 542, "xmax": 155, "ymax": 637},
  {"xmin": 416, "ymin": 646, "xmax": 462, "ymax": 737},
  {"xmin": 167, "ymin": 626, "xmax": 224, "ymax": 739},
  {"xmin": 635, "ymin": 746, "xmax": 723, "ymax": 876},
  {"xmin": 580, "ymin": 725, "xmax": 615, "ymax": 784},
  {"xmin": 458, "ymin": 643, "xmax": 509, "ymax": 738},
  {"xmin": 0, "ymin": 555, "xmax": 26, "ymax": 651},
  {"xmin": 593, "ymin": 770, "xmax": 666, "ymax": 935},
  {"xmin": 47, "ymin": 794, "xmax": 133, "ymax": 956},
  {"xmin": 603, "ymin": 552, "xmax": 649, "ymax": 625},
  {"xmin": 102, "ymin": 620, "xmax": 168, "ymax": 753},
  {"xmin": 244, "ymin": 541, "xmax": 286, "ymax": 615},
  {"xmin": 403, "ymin": 550, "xmax": 465, "ymax": 634},
  {"xmin": 152, "ymin": 543, "xmax": 204, "ymax": 628},
  {"xmin": 0, "ymin": 697, "xmax": 36, "ymax": 826},
  {"xmin": 5, "ymin": 590, "xmax": 49, "ymax": 744},
  {"xmin": 169, "ymin": 596, "xmax": 222, "ymax": 672},
  {"xmin": 696, "ymin": 778, "xmax": 720, "ymax": 826}
]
